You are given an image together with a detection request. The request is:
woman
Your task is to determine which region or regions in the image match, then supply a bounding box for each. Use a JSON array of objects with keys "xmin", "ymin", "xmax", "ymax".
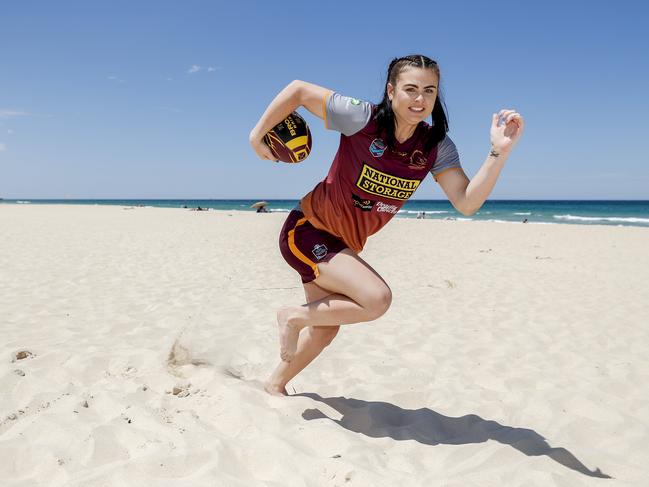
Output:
[{"xmin": 249, "ymin": 55, "xmax": 524, "ymax": 396}]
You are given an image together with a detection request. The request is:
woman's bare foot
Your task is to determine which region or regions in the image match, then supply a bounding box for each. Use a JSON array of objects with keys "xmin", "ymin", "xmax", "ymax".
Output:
[
  {"xmin": 264, "ymin": 381, "xmax": 288, "ymax": 396},
  {"xmin": 277, "ymin": 306, "xmax": 304, "ymax": 362}
]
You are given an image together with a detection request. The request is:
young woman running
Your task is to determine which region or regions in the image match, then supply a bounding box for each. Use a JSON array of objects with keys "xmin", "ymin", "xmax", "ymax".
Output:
[{"xmin": 249, "ymin": 55, "xmax": 524, "ymax": 396}]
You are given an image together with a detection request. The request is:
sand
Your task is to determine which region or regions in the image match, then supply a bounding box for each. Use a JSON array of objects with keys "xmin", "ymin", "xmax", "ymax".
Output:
[{"xmin": 1, "ymin": 204, "xmax": 648, "ymax": 486}]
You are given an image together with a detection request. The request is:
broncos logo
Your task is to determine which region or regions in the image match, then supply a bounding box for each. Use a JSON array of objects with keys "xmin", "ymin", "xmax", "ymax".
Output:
[{"xmin": 408, "ymin": 150, "xmax": 427, "ymax": 169}]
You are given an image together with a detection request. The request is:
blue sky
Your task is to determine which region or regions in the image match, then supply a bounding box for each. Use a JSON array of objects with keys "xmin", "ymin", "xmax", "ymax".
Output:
[{"xmin": 1, "ymin": 0, "xmax": 647, "ymax": 199}]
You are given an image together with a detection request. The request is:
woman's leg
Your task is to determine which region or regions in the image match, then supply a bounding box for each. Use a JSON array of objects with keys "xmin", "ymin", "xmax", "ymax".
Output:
[
  {"xmin": 264, "ymin": 281, "xmax": 340, "ymax": 396},
  {"xmin": 278, "ymin": 248, "xmax": 392, "ymax": 362}
]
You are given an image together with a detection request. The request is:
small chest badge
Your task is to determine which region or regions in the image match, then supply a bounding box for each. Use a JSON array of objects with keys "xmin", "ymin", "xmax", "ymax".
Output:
[
  {"xmin": 369, "ymin": 138, "xmax": 387, "ymax": 158},
  {"xmin": 312, "ymin": 244, "xmax": 328, "ymax": 261},
  {"xmin": 408, "ymin": 149, "xmax": 427, "ymax": 169}
]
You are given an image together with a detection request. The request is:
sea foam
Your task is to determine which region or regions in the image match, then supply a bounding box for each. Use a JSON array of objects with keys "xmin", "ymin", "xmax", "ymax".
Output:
[{"xmin": 553, "ymin": 214, "xmax": 649, "ymax": 224}]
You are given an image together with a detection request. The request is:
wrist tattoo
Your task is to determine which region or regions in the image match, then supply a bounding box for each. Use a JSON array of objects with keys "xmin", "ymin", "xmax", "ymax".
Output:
[{"xmin": 489, "ymin": 149, "xmax": 500, "ymax": 158}]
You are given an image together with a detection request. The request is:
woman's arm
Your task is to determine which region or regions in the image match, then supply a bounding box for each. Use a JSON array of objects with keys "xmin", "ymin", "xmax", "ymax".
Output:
[
  {"xmin": 437, "ymin": 109, "xmax": 525, "ymax": 215},
  {"xmin": 249, "ymin": 80, "xmax": 332, "ymax": 161}
]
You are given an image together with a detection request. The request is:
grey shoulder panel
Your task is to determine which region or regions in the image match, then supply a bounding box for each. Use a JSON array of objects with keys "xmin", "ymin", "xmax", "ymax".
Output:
[
  {"xmin": 431, "ymin": 135, "xmax": 462, "ymax": 179},
  {"xmin": 325, "ymin": 92, "xmax": 373, "ymax": 136}
]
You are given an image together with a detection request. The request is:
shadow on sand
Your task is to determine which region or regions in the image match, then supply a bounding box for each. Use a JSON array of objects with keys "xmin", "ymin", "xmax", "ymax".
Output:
[{"xmin": 296, "ymin": 393, "xmax": 611, "ymax": 479}]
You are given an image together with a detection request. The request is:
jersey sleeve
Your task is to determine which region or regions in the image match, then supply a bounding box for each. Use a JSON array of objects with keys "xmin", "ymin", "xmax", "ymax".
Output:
[
  {"xmin": 324, "ymin": 92, "xmax": 373, "ymax": 136},
  {"xmin": 431, "ymin": 135, "xmax": 462, "ymax": 181}
]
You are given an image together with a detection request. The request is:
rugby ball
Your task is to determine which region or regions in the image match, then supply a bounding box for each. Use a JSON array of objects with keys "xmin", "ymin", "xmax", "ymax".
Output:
[{"xmin": 264, "ymin": 112, "xmax": 312, "ymax": 163}]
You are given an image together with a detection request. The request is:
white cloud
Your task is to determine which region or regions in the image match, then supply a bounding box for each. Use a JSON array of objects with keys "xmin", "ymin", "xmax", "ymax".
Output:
[
  {"xmin": 0, "ymin": 143, "xmax": 6, "ymax": 151},
  {"xmin": 7, "ymin": 129, "xmax": 14, "ymax": 134},
  {"xmin": 187, "ymin": 65, "xmax": 220, "ymax": 75},
  {"xmin": 0, "ymin": 109, "xmax": 31, "ymax": 119},
  {"xmin": 0, "ymin": 109, "xmax": 49, "ymax": 120},
  {"xmin": 107, "ymin": 75, "xmax": 126, "ymax": 83}
]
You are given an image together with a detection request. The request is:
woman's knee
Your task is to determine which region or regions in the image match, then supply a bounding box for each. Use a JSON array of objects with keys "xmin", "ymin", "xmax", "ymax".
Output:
[{"xmin": 363, "ymin": 285, "xmax": 392, "ymax": 319}]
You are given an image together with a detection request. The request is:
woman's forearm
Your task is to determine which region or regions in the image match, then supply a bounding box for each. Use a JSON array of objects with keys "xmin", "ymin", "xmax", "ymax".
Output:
[
  {"xmin": 458, "ymin": 109, "xmax": 524, "ymax": 215},
  {"xmin": 463, "ymin": 147, "xmax": 511, "ymax": 214},
  {"xmin": 249, "ymin": 80, "xmax": 303, "ymax": 143}
]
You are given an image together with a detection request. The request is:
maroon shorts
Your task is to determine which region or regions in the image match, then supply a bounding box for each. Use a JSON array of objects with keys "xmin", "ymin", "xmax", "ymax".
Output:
[{"xmin": 279, "ymin": 210, "xmax": 348, "ymax": 283}]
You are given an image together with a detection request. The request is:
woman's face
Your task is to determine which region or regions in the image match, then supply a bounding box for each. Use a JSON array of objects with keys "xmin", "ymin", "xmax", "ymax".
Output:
[{"xmin": 387, "ymin": 66, "xmax": 439, "ymax": 126}]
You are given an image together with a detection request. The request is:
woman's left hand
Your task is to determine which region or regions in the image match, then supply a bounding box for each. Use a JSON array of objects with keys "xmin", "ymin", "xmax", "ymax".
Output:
[{"xmin": 490, "ymin": 109, "xmax": 525, "ymax": 153}]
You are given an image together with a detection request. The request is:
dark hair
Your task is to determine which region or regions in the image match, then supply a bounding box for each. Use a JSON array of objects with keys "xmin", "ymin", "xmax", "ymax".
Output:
[{"xmin": 374, "ymin": 55, "xmax": 448, "ymax": 155}]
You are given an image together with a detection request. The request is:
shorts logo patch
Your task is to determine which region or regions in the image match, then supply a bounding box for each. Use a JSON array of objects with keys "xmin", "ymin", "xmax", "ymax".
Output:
[
  {"xmin": 369, "ymin": 138, "xmax": 387, "ymax": 158},
  {"xmin": 312, "ymin": 244, "xmax": 328, "ymax": 261},
  {"xmin": 355, "ymin": 163, "xmax": 421, "ymax": 201},
  {"xmin": 350, "ymin": 98, "xmax": 361, "ymax": 105},
  {"xmin": 352, "ymin": 193, "xmax": 375, "ymax": 211}
]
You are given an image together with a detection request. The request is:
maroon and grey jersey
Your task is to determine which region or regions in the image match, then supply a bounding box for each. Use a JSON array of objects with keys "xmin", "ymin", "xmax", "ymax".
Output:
[{"xmin": 300, "ymin": 92, "xmax": 463, "ymax": 252}]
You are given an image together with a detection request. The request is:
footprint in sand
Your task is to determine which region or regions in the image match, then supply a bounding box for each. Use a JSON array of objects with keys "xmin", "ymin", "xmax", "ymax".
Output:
[
  {"xmin": 1, "ymin": 391, "xmax": 72, "ymax": 433},
  {"xmin": 12, "ymin": 350, "xmax": 35, "ymax": 362},
  {"xmin": 169, "ymin": 383, "xmax": 192, "ymax": 398}
]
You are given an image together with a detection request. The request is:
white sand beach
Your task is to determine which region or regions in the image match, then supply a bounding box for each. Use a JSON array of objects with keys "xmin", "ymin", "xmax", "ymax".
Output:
[{"xmin": 1, "ymin": 204, "xmax": 648, "ymax": 486}]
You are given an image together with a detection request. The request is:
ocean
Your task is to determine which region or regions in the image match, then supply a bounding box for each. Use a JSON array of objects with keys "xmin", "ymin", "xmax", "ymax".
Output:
[{"xmin": 2, "ymin": 199, "xmax": 649, "ymax": 228}]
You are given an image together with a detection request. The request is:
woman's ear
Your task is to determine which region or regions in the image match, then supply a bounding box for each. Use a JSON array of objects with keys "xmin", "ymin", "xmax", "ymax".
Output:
[{"xmin": 387, "ymin": 83, "xmax": 394, "ymax": 101}]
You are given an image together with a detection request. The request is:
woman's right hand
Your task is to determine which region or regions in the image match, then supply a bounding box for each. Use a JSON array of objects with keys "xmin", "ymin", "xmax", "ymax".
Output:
[{"xmin": 249, "ymin": 131, "xmax": 278, "ymax": 162}]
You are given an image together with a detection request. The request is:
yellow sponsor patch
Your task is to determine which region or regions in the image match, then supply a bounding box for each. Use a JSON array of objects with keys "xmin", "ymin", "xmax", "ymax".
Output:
[{"xmin": 355, "ymin": 163, "xmax": 420, "ymax": 201}]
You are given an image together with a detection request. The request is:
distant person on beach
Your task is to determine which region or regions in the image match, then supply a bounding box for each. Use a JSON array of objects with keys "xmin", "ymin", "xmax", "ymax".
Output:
[{"xmin": 250, "ymin": 55, "xmax": 524, "ymax": 396}]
